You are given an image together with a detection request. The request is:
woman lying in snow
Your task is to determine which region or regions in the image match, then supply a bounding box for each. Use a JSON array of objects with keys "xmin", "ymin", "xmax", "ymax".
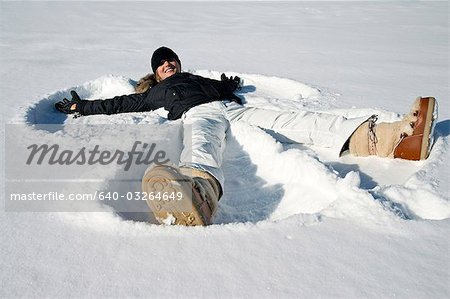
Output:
[{"xmin": 55, "ymin": 46, "xmax": 438, "ymax": 226}]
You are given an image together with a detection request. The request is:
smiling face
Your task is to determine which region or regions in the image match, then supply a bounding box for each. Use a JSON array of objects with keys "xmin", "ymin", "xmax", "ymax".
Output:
[{"xmin": 155, "ymin": 59, "xmax": 181, "ymax": 81}]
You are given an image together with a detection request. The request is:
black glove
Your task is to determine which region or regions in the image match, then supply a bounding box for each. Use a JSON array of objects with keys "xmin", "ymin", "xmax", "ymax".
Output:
[
  {"xmin": 221, "ymin": 73, "xmax": 242, "ymax": 92},
  {"xmin": 55, "ymin": 90, "xmax": 82, "ymax": 114}
]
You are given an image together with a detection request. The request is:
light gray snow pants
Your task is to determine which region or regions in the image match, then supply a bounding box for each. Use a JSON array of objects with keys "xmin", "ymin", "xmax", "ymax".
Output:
[{"xmin": 180, "ymin": 101, "xmax": 368, "ymax": 189}]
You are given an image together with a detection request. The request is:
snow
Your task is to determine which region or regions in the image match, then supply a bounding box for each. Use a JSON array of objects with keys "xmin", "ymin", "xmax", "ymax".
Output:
[{"xmin": 1, "ymin": 1, "xmax": 449, "ymax": 298}]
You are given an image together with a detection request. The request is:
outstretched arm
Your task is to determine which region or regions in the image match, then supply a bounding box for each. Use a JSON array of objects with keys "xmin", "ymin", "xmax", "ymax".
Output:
[
  {"xmin": 78, "ymin": 93, "xmax": 149, "ymax": 115},
  {"xmin": 208, "ymin": 74, "xmax": 243, "ymax": 104},
  {"xmin": 55, "ymin": 90, "xmax": 159, "ymax": 116}
]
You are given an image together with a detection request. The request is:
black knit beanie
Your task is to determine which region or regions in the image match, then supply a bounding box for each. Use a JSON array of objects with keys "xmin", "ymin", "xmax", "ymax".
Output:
[{"xmin": 151, "ymin": 46, "xmax": 181, "ymax": 74}]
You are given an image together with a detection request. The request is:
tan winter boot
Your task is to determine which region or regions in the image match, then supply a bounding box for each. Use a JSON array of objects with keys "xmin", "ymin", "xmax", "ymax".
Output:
[
  {"xmin": 394, "ymin": 97, "xmax": 437, "ymax": 160},
  {"xmin": 142, "ymin": 165, "xmax": 222, "ymax": 226},
  {"xmin": 349, "ymin": 97, "xmax": 437, "ymax": 160}
]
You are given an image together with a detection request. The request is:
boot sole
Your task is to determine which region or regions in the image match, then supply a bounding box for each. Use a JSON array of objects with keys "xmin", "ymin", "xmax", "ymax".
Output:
[
  {"xmin": 394, "ymin": 97, "xmax": 437, "ymax": 160},
  {"xmin": 423, "ymin": 98, "xmax": 438, "ymax": 159},
  {"xmin": 418, "ymin": 97, "xmax": 436, "ymax": 160},
  {"xmin": 142, "ymin": 165, "xmax": 207, "ymax": 226}
]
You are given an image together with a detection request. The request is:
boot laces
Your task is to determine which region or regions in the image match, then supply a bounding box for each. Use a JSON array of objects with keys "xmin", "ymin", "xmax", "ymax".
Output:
[
  {"xmin": 368, "ymin": 115, "xmax": 378, "ymax": 155},
  {"xmin": 192, "ymin": 178, "xmax": 216, "ymax": 212},
  {"xmin": 368, "ymin": 114, "xmax": 410, "ymax": 157}
]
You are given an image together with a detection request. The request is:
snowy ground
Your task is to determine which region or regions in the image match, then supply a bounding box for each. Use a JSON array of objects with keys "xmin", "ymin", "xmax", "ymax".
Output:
[{"xmin": 1, "ymin": 1, "xmax": 449, "ymax": 298}]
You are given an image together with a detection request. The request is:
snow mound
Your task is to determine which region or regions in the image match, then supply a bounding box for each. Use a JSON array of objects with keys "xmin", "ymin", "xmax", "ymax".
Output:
[
  {"xmin": 194, "ymin": 70, "xmax": 324, "ymax": 110},
  {"xmin": 18, "ymin": 75, "xmax": 136, "ymax": 125},
  {"xmin": 18, "ymin": 74, "xmax": 450, "ymax": 226},
  {"xmin": 378, "ymin": 130, "xmax": 450, "ymax": 220},
  {"xmin": 218, "ymin": 122, "xmax": 399, "ymax": 225}
]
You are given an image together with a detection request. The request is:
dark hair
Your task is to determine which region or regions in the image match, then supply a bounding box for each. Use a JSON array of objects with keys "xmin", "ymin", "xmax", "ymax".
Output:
[{"xmin": 135, "ymin": 73, "xmax": 158, "ymax": 93}]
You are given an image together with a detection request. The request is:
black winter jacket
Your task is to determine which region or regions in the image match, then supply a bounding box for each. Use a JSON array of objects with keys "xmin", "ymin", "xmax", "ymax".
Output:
[{"xmin": 78, "ymin": 73, "xmax": 240, "ymax": 120}]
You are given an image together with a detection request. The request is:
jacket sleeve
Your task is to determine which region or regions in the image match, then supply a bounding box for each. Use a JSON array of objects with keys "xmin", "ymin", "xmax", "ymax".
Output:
[
  {"xmin": 204, "ymin": 77, "xmax": 242, "ymax": 104},
  {"xmin": 78, "ymin": 92, "xmax": 160, "ymax": 116},
  {"xmin": 206, "ymin": 78, "xmax": 237, "ymax": 97}
]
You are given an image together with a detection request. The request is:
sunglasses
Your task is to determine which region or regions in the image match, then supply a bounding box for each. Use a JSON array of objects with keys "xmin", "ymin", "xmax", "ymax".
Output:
[{"xmin": 157, "ymin": 58, "xmax": 177, "ymax": 68}]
